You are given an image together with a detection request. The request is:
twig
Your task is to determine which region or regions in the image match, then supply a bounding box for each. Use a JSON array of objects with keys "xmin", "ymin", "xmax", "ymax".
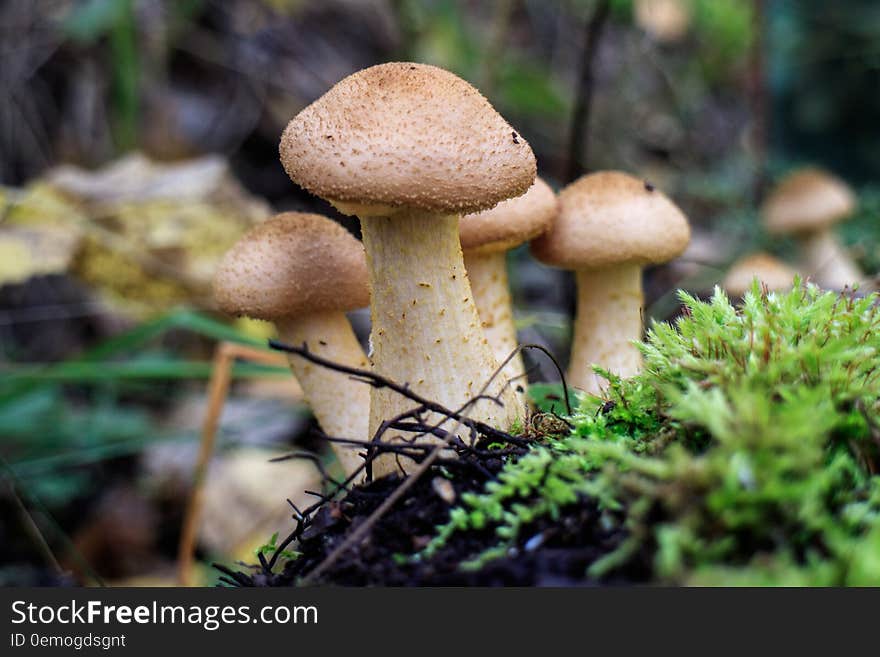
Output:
[
  {"xmin": 293, "ymin": 348, "xmax": 518, "ymax": 585},
  {"xmin": 479, "ymin": 0, "xmax": 516, "ymax": 95},
  {"xmin": 515, "ymin": 343, "xmax": 574, "ymax": 416},
  {"xmin": 270, "ymin": 340, "xmax": 516, "ymax": 443},
  {"xmin": 564, "ymin": 0, "xmax": 612, "ymax": 183},
  {"xmin": 0, "ymin": 456, "xmax": 104, "ymax": 586},
  {"xmin": 262, "ymin": 339, "xmax": 571, "ymax": 580},
  {"xmin": 177, "ymin": 342, "xmax": 291, "ymax": 586},
  {"xmin": 4, "ymin": 479, "xmax": 63, "ymax": 575},
  {"xmin": 749, "ymin": 0, "xmax": 769, "ymax": 204}
]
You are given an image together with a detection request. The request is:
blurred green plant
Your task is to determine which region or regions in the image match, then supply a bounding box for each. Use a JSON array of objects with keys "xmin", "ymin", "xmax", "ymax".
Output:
[
  {"xmin": 63, "ymin": 0, "xmax": 140, "ymax": 149},
  {"xmin": 0, "ymin": 309, "xmax": 287, "ymax": 506},
  {"xmin": 60, "ymin": 0, "xmax": 206, "ymax": 150},
  {"xmin": 840, "ymin": 186, "xmax": 880, "ymax": 275}
]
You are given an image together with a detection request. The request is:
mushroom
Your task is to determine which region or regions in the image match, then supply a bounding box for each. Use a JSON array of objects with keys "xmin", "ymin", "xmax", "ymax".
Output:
[
  {"xmin": 530, "ymin": 171, "xmax": 690, "ymax": 395},
  {"xmin": 722, "ymin": 252, "xmax": 798, "ymax": 298},
  {"xmin": 213, "ymin": 212, "xmax": 370, "ymax": 476},
  {"xmin": 761, "ymin": 168, "xmax": 862, "ymax": 290},
  {"xmin": 634, "ymin": 0, "xmax": 692, "ymax": 44},
  {"xmin": 279, "ymin": 63, "xmax": 536, "ymax": 475},
  {"xmin": 459, "ymin": 177, "xmax": 558, "ymax": 395}
]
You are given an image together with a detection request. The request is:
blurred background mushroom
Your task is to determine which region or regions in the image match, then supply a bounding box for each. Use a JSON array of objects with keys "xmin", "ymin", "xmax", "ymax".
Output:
[
  {"xmin": 722, "ymin": 251, "xmax": 798, "ymax": 298},
  {"xmin": 761, "ymin": 168, "xmax": 864, "ymax": 291}
]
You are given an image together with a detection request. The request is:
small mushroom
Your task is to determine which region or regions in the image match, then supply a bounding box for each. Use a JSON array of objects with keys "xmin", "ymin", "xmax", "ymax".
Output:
[
  {"xmin": 634, "ymin": 0, "xmax": 692, "ymax": 44},
  {"xmin": 213, "ymin": 212, "xmax": 370, "ymax": 476},
  {"xmin": 280, "ymin": 63, "xmax": 536, "ymax": 476},
  {"xmin": 531, "ymin": 171, "xmax": 690, "ymax": 394},
  {"xmin": 761, "ymin": 168, "xmax": 862, "ymax": 290},
  {"xmin": 459, "ymin": 178, "xmax": 558, "ymax": 395},
  {"xmin": 722, "ymin": 252, "xmax": 798, "ymax": 298}
]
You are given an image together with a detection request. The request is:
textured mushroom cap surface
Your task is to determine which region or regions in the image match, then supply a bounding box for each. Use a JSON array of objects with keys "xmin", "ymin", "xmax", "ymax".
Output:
[
  {"xmin": 280, "ymin": 62, "xmax": 537, "ymax": 215},
  {"xmin": 722, "ymin": 252, "xmax": 797, "ymax": 296},
  {"xmin": 530, "ymin": 171, "xmax": 690, "ymax": 269},
  {"xmin": 213, "ymin": 212, "xmax": 369, "ymax": 320},
  {"xmin": 460, "ymin": 177, "xmax": 558, "ymax": 253},
  {"xmin": 762, "ymin": 168, "xmax": 856, "ymax": 234}
]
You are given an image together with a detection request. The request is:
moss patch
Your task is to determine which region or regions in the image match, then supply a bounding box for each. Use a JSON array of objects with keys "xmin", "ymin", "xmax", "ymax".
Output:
[{"xmin": 422, "ymin": 281, "xmax": 880, "ymax": 585}]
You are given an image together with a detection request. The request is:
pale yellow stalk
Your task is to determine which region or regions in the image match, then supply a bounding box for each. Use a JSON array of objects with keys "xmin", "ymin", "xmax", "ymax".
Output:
[
  {"xmin": 360, "ymin": 212, "xmax": 521, "ymax": 477},
  {"xmin": 570, "ymin": 264, "xmax": 643, "ymax": 395},
  {"xmin": 276, "ymin": 311, "xmax": 369, "ymax": 477},
  {"xmin": 464, "ymin": 250, "xmax": 527, "ymax": 397}
]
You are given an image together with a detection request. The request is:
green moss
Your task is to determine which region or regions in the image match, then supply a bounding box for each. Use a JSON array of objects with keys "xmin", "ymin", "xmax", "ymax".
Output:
[{"xmin": 424, "ymin": 281, "xmax": 880, "ymax": 584}]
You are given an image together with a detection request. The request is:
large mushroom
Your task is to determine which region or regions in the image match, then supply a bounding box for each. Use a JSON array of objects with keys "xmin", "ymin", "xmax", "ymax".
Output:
[
  {"xmin": 722, "ymin": 252, "xmax": 798, "ymax": 298},
  {"xmin": 279, "ymin": 63, "xmax": 536, "ymax": 475},
  {"xmin": 761, "ymin": 168, "xmax": 862, "ymax": 290},
  {"xmin": 459, "ymin": 177, "xmax": 558, "ymax": 395},
  {"xmin": 213, "ymin": 212, "xmax": 370, "ymax": 476},
  {"xmin": 531, "ymin": 171, "xmax": 690, "ymax": 395}
]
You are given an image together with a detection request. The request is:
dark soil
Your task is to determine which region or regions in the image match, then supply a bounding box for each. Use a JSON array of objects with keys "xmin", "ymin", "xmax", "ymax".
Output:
[{"xmin": 217, "ymin": 442, "xmax": 648, "ymax": 587}]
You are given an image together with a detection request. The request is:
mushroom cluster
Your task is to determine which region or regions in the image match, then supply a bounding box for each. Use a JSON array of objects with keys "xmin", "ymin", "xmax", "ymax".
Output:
[
  {"xmin": 213, "ymin": 62, "xmax": 701, "ymax": 481},
  {"xmin": 279, "ymin": 62, "xmax": 537, "ymax": 476}
]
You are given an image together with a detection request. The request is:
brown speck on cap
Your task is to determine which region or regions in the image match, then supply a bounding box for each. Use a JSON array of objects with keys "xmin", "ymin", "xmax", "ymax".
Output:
[
  {"xmin": 530, "ymin": 171, "xmax": 690, "ymax": 269},
  {"xmin": 460, "ymin": 177, "xmax": 558, "ymax": 254},
  {"xmin": 761, "ymin": 168, "xmax": 855, "ymax": 235},
  {"xmin": 279, "ymin": 62, "xmax": 537, "ymax": 214},
  {"xmin": 213, "ymin": 212, "xmax": 369, "ymax": 320}
]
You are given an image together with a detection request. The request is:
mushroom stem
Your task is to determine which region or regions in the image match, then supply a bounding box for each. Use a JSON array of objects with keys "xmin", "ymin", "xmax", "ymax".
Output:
[
  {"xmin": 463, "ymin": 250, "xmax": 527, "ymax": 392},
  {"xmin": 275, "ymin": 311, "xmax": 369, "ymax": 476},
  {"xmin": 359, "ymin": 211, "xmax": 520, "ymax": 476},
  {"xmin": 570, "ymin": 263, "xmax": 643, "ymax": 394},
  {"xmin": 799, "ymin": 230, "xmax": 863, "ymax": 290}
]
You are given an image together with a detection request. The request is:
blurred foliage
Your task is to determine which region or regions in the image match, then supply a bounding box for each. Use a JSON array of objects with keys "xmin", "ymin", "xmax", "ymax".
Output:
[
  {"xmin": 1, "ymin": 153, "xmax": 269, "ymax": 316},
  {"xmin": 0, "ymin": 309, "xmax": 284, "ymax": 505},
  {"xmin": 840, "ymin": 186, "xmax": 880, "ymax": 274},
  {"xmin": 770, "ymin": 1, "xmax": 880, "ymax": 184},
  {"xmin": 63, "ymin": 0, "xmax": 141, "ymax": 148}
]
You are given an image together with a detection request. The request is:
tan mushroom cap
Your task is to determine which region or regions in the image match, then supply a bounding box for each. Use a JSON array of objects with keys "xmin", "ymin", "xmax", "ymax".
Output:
[
  {"xmin": 722, "ymin": 252, "xmax": 798, "ymax": 297},
  {"xmin": 213, "ymin": 212, "xmax": 369, "ymax": 320},
  {"xmin": 762, "ymin": 168, "xmax": 856, "ymax": 235},
  {"xmin": 530, "ymin": 171, "xmax": 690, "ymax": 269},
  {"xmin": 459, "ymin": 177, "xmax": 558, "ymax": 254},
  {"xmin": 280, "ymin": 62, "xmax": 537, "ymax": 215}
]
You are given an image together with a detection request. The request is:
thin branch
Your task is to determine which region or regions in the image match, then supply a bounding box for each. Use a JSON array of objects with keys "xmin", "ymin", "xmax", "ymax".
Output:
[
  {"xmin": 749, "ymin": 0, "xmax": 769, "ymax": 204},
  {"xmin": 294, "ymin": 346, "xmax": 518, "ymax": 585},
  {"xmin": 4, "ymin": 479, "xmax": 63, "ymax": 575},
  {"xmin": 565, "ymin": 0, "xmax": 612, "ymax": 183},
  {"xmin": 260, "ymin": 338, "xmax": 571, "ymax": 580}
]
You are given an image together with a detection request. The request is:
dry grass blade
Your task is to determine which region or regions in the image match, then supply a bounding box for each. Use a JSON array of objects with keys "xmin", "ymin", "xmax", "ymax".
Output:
[{"xmin": 176, "ymin": 342, "xmax": 293, "ymax": 586}]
